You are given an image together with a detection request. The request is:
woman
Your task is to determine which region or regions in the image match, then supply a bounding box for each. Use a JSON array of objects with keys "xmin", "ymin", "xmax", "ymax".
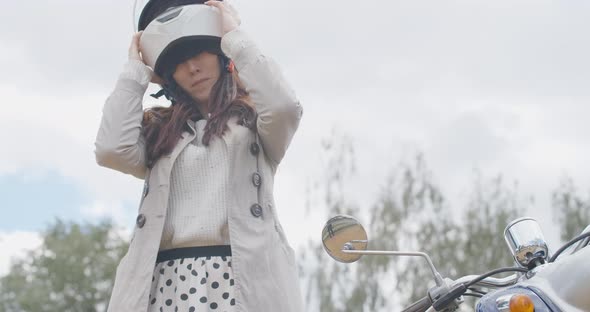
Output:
[{"xmin": 94, "ymin": 1, "xmax": 303, "ymax": 311}]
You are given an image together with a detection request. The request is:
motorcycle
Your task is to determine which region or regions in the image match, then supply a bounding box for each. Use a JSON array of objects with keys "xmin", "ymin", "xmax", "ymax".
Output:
[{"xmin": 321, "ymin": 216, "xmax": 590, "ymax": 312}]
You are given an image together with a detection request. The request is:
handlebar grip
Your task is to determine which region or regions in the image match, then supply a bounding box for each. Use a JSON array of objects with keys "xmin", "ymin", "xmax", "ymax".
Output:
[{"xmin": 401, "ymin": 296, "xmax": 432, "ymax": 312}]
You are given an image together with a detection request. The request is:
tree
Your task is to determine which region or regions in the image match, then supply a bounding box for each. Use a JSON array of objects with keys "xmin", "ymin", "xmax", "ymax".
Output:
[
  {"xmin": 301, "ymin": 133, "xmax": 526, "ymax": 312},
  {"xmin": 299, "ymin": 132, "xmax": 365, "ymax": 312},
  {"xmin": 371, "ymin": 165, "xmax": 522, "ymax": 308},
  {"xmin": 552, "ymin": 177, "xmax": 590, "ymax": 242},
  {"xmin": 0, "ymin": 219, "xmax": 128, "ymax": 312}
]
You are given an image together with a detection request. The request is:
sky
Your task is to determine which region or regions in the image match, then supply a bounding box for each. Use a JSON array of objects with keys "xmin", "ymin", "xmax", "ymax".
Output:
[{"xmin": 1, "ymin": 0, "xmax": 590, "ymax": 282}]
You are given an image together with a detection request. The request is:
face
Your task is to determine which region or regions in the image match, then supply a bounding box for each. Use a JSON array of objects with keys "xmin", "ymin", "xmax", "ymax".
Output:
[{"xmin": 173, "ymin": 51, "xmax": 221, "ymax": 106}]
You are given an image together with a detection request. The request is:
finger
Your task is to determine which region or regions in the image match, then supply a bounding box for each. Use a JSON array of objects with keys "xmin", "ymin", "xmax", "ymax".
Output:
[
  {"xmin": 224, "ymin": 0, "xmax": 238, "ymax": 12},
  {"xmin": 205, "ymin": 0, "xmax": 231, "ymax": 14},
  {"xmin": 129, "ymin": 31, "xmax": 143, "ymax": 60},
  {"xmin": 132, "ymin": 31, "xmax": 142, "ymax": 46},
  {"xmin": 204, "ymin": 0, "xmax": 223, "ymax": 9},
  {"xmin": 207, "ymin": 0, "xmax": 240, "ymax": 22},
  {"xmin": 220, "ymin": 1, "xmax": 240, "ymax": 19},
  {"xmin": 129, "ymin": 34, "xmax": 136, "ymax": 51}
]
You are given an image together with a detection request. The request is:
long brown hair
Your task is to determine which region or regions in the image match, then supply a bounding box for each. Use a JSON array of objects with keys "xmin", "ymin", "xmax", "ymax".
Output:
[{"xmin": 142, "ymin": 57, "xmax": 256, "ymax": 168}]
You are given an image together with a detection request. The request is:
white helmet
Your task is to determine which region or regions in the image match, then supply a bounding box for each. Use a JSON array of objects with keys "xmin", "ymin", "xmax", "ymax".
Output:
[{"xmin": 137, "ymin": 1, "xmax": 225, "ymax": 77}]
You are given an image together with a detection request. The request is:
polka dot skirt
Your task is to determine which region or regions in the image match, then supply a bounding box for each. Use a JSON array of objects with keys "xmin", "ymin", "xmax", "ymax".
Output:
[{"xmin": 148, "ymin": 256, "xmax": 236, "ymax": 312}]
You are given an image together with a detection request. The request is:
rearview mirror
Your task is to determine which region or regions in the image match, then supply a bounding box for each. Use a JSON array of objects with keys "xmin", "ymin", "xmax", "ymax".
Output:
[{"xmin": 321, "ymin": 215, "xmax": 368, "ymax": 263}]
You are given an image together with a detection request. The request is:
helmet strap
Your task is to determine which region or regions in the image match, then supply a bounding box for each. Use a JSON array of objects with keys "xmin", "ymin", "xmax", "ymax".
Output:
[{"xmin": 150, "ymin": 87, "xmax": 177, "ymax": 104}]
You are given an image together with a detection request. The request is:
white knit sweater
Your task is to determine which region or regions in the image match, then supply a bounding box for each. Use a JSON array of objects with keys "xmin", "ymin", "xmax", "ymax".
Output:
[
  {"xmin": 159, "ymin": 119, "xmax": 231, "ymax": 250},
  {"xmin": 120, "ymin": 61, "xmax": 232, "ymax": 250}
]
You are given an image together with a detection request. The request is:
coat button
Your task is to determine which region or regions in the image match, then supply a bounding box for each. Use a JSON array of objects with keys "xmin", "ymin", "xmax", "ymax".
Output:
[
  {"xmin": 252, "ymin": 172, "xmax": 262, "ymax": 187},
  {"xmin": 142, "ymin": 182, "xmax": 149, "ymax": 198},
  {"xmin": 250, "ymin": 204, "xmax": 263, "ymax": 218},
  {"xmin": 250, "ymin": 142, "xmax": 260, "ymax": 155},
  {"xmin": 136, "ymin": 214, "xmax": 146, "ymax": 228}
]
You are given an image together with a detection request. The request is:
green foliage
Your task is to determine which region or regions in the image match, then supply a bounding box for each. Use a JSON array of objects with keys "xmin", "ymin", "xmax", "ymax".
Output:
[
  {"xmin": 300, "ymin": 133, "xmax": 364, "ymax": 312},
  {"xmin": 0, "ymin": 219, "xmax": 128, "ymax": 312},
  {"xmin": 301, "ymin": 134, "xmax": 525, "ymax": 312},
  {"xmin": 552, "ymin": 178, "xmax": 590, "ymax": 242},
  {"xmin": 457, "ymin": 175, "xmax": 522, "ymax": 275}
]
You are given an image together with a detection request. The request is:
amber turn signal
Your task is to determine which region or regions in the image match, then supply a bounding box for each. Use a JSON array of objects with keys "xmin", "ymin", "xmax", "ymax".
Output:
[{"xmin": 509, "ymin": 294, "xmax": 535, "ymax": 312}]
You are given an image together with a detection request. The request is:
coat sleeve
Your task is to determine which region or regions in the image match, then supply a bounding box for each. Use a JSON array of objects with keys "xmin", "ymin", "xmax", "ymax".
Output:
[
  {"xmin": 221, "ymin": 29, "xmax": 303, "ymax": 167},
  {"xmin": 94, "ymin": 60, "xmax": 151, "ymax": 179}
]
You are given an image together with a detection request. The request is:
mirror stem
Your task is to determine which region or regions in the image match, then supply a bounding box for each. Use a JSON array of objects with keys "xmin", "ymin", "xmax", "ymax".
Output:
[{"xmin": 341, "ymin": 249, "xmax": 445, "ymax": 286}]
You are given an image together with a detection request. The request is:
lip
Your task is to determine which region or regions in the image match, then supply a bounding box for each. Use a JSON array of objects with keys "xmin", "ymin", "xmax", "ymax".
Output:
[{"xmin": 191, "ymin": 78, "xmax": 209, "ymax": 88}]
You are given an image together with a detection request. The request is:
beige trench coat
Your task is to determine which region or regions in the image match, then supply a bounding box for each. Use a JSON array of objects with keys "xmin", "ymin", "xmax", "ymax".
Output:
[{"xmin": 94, "ymin": 29, "xmax": 303, "ymax": 312}]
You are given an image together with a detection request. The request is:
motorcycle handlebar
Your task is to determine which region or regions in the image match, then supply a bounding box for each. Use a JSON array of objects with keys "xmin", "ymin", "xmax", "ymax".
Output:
[
  {"xmin": 452, "ymin": 273, "xmax": 519, "ymax": 288},
  {"xmin": 400, "ymin": 275, "xmax": 516, "ymax": 312},
  {"xmin": 401, "ymin": 296, "xmax": 432, "ymax": 312}
]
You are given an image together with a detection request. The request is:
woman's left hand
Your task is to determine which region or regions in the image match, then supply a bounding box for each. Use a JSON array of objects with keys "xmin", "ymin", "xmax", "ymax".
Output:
[{"xmin": 205, "ymin": 0, "xmax": 241, "ymax": 35}]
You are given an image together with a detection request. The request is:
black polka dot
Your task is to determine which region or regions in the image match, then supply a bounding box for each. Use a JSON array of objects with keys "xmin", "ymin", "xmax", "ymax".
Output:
[
  {"xmin": 200, "ymin": 296, "xmax": 207, "ymax": 303},
  {"xmin": 180, "ymin": 275, "xmax": 186, "ymax": 281},
  {"xmin": 212, "ymin": 282, "xmax": 219, "ymax": 289},
  {"xmin": 223, "ymin": 273, "xmax": 230, "ymax": 280},
  {"xmin": 159, "ymin": 287, "xmax": 163, "ymax": 293},
  {"xmin": 206, "ymin": 272, "xmax": 209, "ymax": 278},
  {"xmin": 201, "ymin": 260, "xmax": 206, "ymax": 266},
  {"xmin": 189, "ymin": 308, "xmax": 195, "ymax": 312},
  {"xmin": 181, "ymin": 294, "xmax": 188, "ymax": 301},
  {"xmin": 222, "ymin": 292, "xmax": 229, "ymax": 299},
  {"xmin": 230, "ymin": 299, "xmax": 236, "ymax": 306},
  {"xmin": 191, "ymin": 270, "xmax": 198, "ymax": 276},
  {"xmin": 151, "ymin": 298, "xmax": 156, "ymax": 304},
  {"xmin": 160, "ymin": 307, "xmax": 163, "ymax": 312},
  {"xmin": 180, "ymin": 259, "xmax": 185, "ymax": 264},
  {"xmin": 200, "ymin": 278, "xmax": 207, "ymax": 285},
  {"xmin": 230, "ymin": 279, "xmax": 234, "ymax": 286},
  {"xmin": 187, "ymin": 264, "xmax": 192, "ymax": 270},
  {"xmin": 174, "ymin": 267, "xmax": 178, "ymax": 274},
  {"xmin": 228, "ymin": 261, "xmax": 232, "ymax": 267},
  {"xmin": 159, "ymin": 268, "xmax": 165, "ymax": 274},
  {"xmin": 165, "ymin": 299, "xmax": 172, "ymax": 306},
  {"xmin": 221, "ymin": 256, "xmax": 227, "ymax": 261},
  {"xmin": 166, "ymin": 279, "xmax": 172, "ymax": 286},
  {"xmin": 206, "ymin": 256, "xmax": 212, "ymax": 260},
  {"xmin": 210, "ymin": 302, "xmax": 218, "ymax": 309},
  {"xmin": 174, "ymin": 286, "xmax": 177, "ymax": 293},
  {"xmin": 174, "ymin": 306, "xmax": 178, "ymax": 312},
  {"xmin": 189, "ymin": 287, "xmax": 197, "ymax": 294},
  {"xmin": 152, "ymin": 276, "xmax": 155, "ymax": 282},
  {"xmin": 167, "ymin": 260, "xmax": 174, "ymax": 267},
  {"xmin": 213, "ymin": 263, "xmax": 220, "ymax": 269}
]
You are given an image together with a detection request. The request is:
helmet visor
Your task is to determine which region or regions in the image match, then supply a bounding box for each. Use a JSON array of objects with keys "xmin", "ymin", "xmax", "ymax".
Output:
[
  {"xmin": 133, "ymin": 0, "xmax": 209, "ymax": 31},
  {"xmin": 156, "ymin": 36, "xmax": 223, "ymax": 76}
]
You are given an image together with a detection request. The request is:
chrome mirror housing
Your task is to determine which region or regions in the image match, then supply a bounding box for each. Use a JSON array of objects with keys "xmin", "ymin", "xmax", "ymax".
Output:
[
  {"xmin": 504, "ymin": 217, "xmax": 549, "ymax": 268},
  {"xmin": 322, "ymin": 215, "xmax": 368, "ymax": 263}
]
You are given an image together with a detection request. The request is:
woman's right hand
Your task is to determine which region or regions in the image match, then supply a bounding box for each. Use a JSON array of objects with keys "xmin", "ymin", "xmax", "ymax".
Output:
[
  {"xmin": 128, "ymin": 31, "xmax": 164, "ymax": 85},
  {"xmin": 128, "ymin": 31, "xmax": 143, "ymax": 61}
]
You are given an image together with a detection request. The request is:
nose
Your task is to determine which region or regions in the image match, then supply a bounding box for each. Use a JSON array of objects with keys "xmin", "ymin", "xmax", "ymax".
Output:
[{"xmin": 186, "ymin": 58, "xmax": 201, "ymax": 74}]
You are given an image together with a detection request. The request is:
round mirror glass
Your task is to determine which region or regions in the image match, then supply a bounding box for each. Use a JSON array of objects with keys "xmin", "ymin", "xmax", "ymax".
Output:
[{"xmin": 322, "ymin": 215, "xmax": 368, "ymax": 263}]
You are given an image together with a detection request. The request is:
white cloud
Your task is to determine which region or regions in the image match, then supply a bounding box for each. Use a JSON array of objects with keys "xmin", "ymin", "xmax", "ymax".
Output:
[
  {"xmin": 80, "ymin": 200, "xmax": 135, "ymax": 227},
  {"xmin": 1, "ymin": 0, "xmax": 589, "ymax": 257},
  {"xmin": 0, "ymin": 231, "xmax": 42, "ymax": 276}
]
